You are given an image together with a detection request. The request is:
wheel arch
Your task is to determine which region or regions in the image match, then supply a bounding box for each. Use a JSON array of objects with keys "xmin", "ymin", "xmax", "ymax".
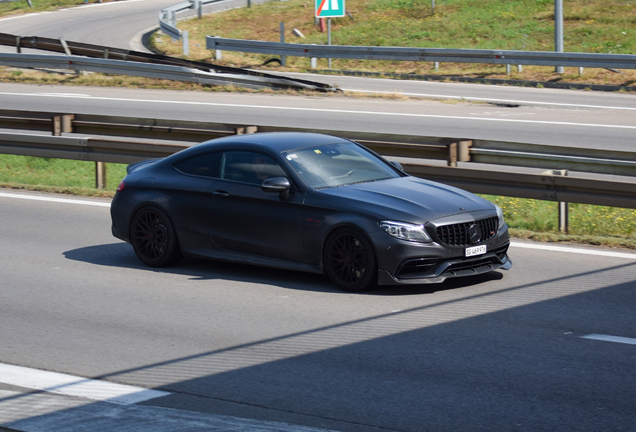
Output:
[{"xmin": 319, "ymin": 215, "xmax": 380, "ymax": 272}]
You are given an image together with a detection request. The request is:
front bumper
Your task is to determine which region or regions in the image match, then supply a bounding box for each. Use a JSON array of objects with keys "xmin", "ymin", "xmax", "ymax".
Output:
[{"xmin": 372, "ymin": 224, "xmax": 512, "ymax": 286}]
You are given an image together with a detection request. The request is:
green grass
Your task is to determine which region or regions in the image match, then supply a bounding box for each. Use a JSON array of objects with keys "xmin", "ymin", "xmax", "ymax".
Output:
[
  {"xmin": 2, "ymin": 155, "xmax": 636, "ymax": 249},
  {"xmin": 150, "ymin": 0, "xmax": 636, "ymax": 87},
  {"xmin": 0, "ymin": 155, "xmax": 126, "ymax": 196},
  {"xmin": 484, "ymin": 195, "xmax": 636, "ymax": 249}
]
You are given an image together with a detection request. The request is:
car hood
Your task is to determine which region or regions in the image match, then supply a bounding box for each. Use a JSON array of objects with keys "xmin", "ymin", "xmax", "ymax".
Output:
[{"xmin": 315, "ymin": 176, "xmax": 494, "ymax": 223}]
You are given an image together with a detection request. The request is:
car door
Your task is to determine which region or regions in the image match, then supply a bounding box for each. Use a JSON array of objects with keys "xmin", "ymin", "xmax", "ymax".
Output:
[{"xmin": 206, "ymin": 150, "xmax": 305, "ymax": 263}]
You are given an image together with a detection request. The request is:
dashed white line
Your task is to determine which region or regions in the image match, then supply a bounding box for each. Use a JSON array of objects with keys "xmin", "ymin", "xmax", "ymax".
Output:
[{"xmin": 580, "ymin": 334, "xmax": 636, "ymax": 346}]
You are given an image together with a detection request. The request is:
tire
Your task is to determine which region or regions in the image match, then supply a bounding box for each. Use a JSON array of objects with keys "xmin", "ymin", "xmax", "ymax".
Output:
[
  {"xmin": 130, "ymin": 206, "xmax": 182, "ymax": 267},
  {"xmin": 324, "ymin": 227, "xmax": 377, "ymax": 292}
]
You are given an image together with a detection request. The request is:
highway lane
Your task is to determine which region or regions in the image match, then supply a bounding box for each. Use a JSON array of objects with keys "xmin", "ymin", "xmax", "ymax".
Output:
[
  {"xmin": 1, "ymin": 2, "xmax": 636, "ymax": 430},
  {"xmin": 0, "ymin": 83, "xmax": 635, "ymax": 155},
  {"xmin": 1, "ymin": 190, "xmax": 635, "ymax": 431}
]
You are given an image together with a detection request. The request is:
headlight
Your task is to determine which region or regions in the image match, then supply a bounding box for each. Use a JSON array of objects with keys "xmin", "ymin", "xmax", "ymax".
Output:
[
  {"xmin": 379, "ymin": 221, "xmax": 432, "ymax": 243},
  {"xmin": 494, "ymin": 204, "xmax": 505, "ymax": 230}
]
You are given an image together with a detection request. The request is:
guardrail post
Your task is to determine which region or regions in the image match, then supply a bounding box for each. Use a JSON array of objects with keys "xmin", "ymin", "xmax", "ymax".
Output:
[
  {"xmin": 280, "ymin": 22, "xmax": 286, "ymax": 67},
  {"xmin": 543, "ymin": 169, "xmax": 569, "ymax": 233},
  {"xmin": 234, "ymin": 126, "xmax": 258, "ymax": 134},
  {"xmin": 16, "ymin": 36, "xmax": 21, "ymax": 54},
  {"xmin": 96, "ymin": 162, "xmax": 107, "ymax": 190},
  {"xmin": 62, "ymin": 115, "xmax": 74, "ymax": 133},
  {"xmin": 52, "ymin": 116, "xmax": 62, "ymax": 136},
  {"xmin": 212, "ymin": 36, "xmax": 222, "ymax": 60},
  {"xmin": 459, "ymin": 140, "xmax": 472, "ymax": 163},
  {"xmin": 556, "ymin": 169, "xmax": 569, "ymax": 233},
  {"xmin": 194, "ymin": 0, "xmax": 203, "ymax": 19},
  {"xmin": 447, "ymin": 143, "xmax": 458, "ymax": 167},
  {"xmin": 447, "ymin": 141, "xmax": 472, "ymax": 167},
  {"xmin": 52, "ymin": 115, "xmax": 75, "ymax": 136},
  {"xmin": 183, "ymin": 30, "xmax": 189, "ymax": 56},
  {"xmin": 310, "ymin": 44, "xmax": 317, "ymax": 68}
]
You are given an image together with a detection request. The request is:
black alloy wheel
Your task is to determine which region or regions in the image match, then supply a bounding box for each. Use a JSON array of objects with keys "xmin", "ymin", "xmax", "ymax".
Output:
[
  {"xmin": 324, "ymin": 227, "xmax": 377, "ymax": 292},
  {"xmin": 130, "ymin": 207, "xmax": 182, "ymax": 267}
]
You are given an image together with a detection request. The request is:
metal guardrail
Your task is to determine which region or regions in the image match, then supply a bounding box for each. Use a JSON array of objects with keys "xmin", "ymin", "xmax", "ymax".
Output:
[
  {"xmin": 0, "ymin": 32, "xmax": 336, "ymax": 91},
  {"xmin": 403, "ymin": 164, "xmax": 636, "ymax": 210},
  {"xmin": 1, "ymin": 109, "xmax": 636, "ymax": 210},
  {"xmin": 160, "ymin": 0, "xmax": 220, "ymax": 42},
  {"xmin": 0, "ymin": 52, "xmax": 332, "ymax": 90},
  {"xmin": 206, "ymin": 37, "xmax": 636, "ymax": 70}
]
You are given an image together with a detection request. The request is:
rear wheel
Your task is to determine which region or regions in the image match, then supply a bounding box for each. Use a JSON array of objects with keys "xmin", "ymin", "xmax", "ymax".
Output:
[
  {"xmin": 324, "ymin": 227, "xmax": 377, "ymax": 292},
  {"xmin": 130, "ymin": 207, "xmax": 182, "ymax": 267}
]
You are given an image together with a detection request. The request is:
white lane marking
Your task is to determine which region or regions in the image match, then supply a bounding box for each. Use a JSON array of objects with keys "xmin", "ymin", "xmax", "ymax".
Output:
[
  {"xmin": 38, "ymin": 93, "xmax": 91, "ymax": 98},
  {"xmin": 0, "ymin": 363, "xmax": 169, "ymax": 405},
  {"xmin": 510, "ymin": 242, "xmax": 636, "ymax": 260},
  {"xmin": 580, "ymin": 334, "xmax": 636, "ymax": 346},
  {"xmin": 343, "ymin": 89, "xmax": 636, "ymax": 111},
  {"xmin": 0, "ymin": 192, "xmax": 111, "ymax": 207},
  {"xmin": 1, "ymin": 91, "xmax": 635, "ymax": 130}
]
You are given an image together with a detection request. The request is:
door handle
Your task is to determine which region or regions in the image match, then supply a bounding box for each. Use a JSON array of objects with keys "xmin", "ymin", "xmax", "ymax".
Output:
[{"xmin": 212, "ymin": 190, "xmax": 229, "ymax": 197}]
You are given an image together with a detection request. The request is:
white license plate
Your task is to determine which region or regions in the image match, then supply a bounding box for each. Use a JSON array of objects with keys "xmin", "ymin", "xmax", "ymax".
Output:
[{"xmin": 465, "ymin": 245, "xmax": 487, "ymax": 257}]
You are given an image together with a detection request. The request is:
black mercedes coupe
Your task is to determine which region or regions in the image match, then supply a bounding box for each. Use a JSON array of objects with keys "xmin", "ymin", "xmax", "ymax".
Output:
[{"xmin": 111, "ymin": 132, "xmax": 511, "ymax": 292}]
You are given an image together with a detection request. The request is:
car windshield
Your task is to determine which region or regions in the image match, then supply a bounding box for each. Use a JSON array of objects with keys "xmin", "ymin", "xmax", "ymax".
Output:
[{"xmin": 282, "ymin": 142, "xmax": 400, "ymax": 189}]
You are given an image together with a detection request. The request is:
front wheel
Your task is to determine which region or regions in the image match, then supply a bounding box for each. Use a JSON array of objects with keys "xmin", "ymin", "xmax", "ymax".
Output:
[
  {"xmin": 324, "ymin": 227, "xmax": 377, "ymax": 292},
  {"xmin": 130, "ymin": 207, "xmax": 182, "ymax": 267}
]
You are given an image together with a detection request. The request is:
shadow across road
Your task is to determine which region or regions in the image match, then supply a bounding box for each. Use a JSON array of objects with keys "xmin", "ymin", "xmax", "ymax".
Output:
[{"xmin": 63, "ymin": 243, "xmax": 504, "ymax": 296}]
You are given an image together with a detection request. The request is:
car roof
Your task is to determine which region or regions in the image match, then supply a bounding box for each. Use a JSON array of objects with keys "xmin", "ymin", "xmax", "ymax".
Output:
[{"xmin": 195, "ymin": 132, "xmax": 351, "ymax": 153}]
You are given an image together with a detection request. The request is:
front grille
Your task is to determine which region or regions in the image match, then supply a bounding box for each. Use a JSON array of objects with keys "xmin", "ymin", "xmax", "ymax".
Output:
[{"xmin": 435, "ymin": 217, "xmax": 498, "ymax": 247}]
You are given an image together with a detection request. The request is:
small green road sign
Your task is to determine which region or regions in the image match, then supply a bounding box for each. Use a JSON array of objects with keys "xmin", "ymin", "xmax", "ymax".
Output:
[{"xmin": 315, "ymin": 0, "xmax": 345, "ymax": 18}]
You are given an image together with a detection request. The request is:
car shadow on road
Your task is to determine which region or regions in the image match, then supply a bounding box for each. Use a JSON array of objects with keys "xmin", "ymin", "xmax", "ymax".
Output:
[{"xmin": 64, "ymin": 243, "xmax": 504, "ymax": 296}]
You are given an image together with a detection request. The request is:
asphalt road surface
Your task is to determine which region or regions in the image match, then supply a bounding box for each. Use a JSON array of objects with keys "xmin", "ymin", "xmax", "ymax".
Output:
[
  {"xmin": 1, "ymin": 2, "xmax": 636, "ymax": 431},
  {"xmin": 1, "ymin": 190, "xmax": 635, "ymax": 432},
  {"xmin": 0, "ymin": 83, "xmax": 635, "ymax": 157}
]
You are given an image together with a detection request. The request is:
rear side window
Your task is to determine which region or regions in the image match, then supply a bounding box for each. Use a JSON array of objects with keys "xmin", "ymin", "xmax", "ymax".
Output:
[
  {"xmin": 174, "ymin": 152, "xmax": 223, "ymax": 178},
  {"xmin": 221, "ymin": 151, "xmax": 287, "ymax": 185}
]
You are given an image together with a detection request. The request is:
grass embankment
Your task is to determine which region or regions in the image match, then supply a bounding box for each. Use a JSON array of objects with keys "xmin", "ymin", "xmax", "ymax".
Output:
[
  {"xmin": 1, "ymin": 156, "xmax": 635, "ymax": 249},
  {"xmin": 152, "ymin": 0, "xmax": 636, "ymax": 88},
  {"xmin": 0, "ymin": 155, "xmax": 126, "ymax": 197}
]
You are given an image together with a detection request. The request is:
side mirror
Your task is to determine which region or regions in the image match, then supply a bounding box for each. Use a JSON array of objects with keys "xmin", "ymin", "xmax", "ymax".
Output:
[
  {"xmin": 261, "ymin": 177, "xmax": 291, "ymax": 194},
  {"xmin": 389, "ymin": 161, "xmax": 403, "ymax": 171}
]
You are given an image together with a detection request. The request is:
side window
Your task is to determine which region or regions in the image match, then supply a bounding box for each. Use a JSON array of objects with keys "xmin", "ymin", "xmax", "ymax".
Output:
[
  {"xmin": 174, "ymin": 152, "xmax": 223, "ymax": 178},
  {"xmin": 221, "ymin": 151, "xmax": 287, "ymax": 185}
]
